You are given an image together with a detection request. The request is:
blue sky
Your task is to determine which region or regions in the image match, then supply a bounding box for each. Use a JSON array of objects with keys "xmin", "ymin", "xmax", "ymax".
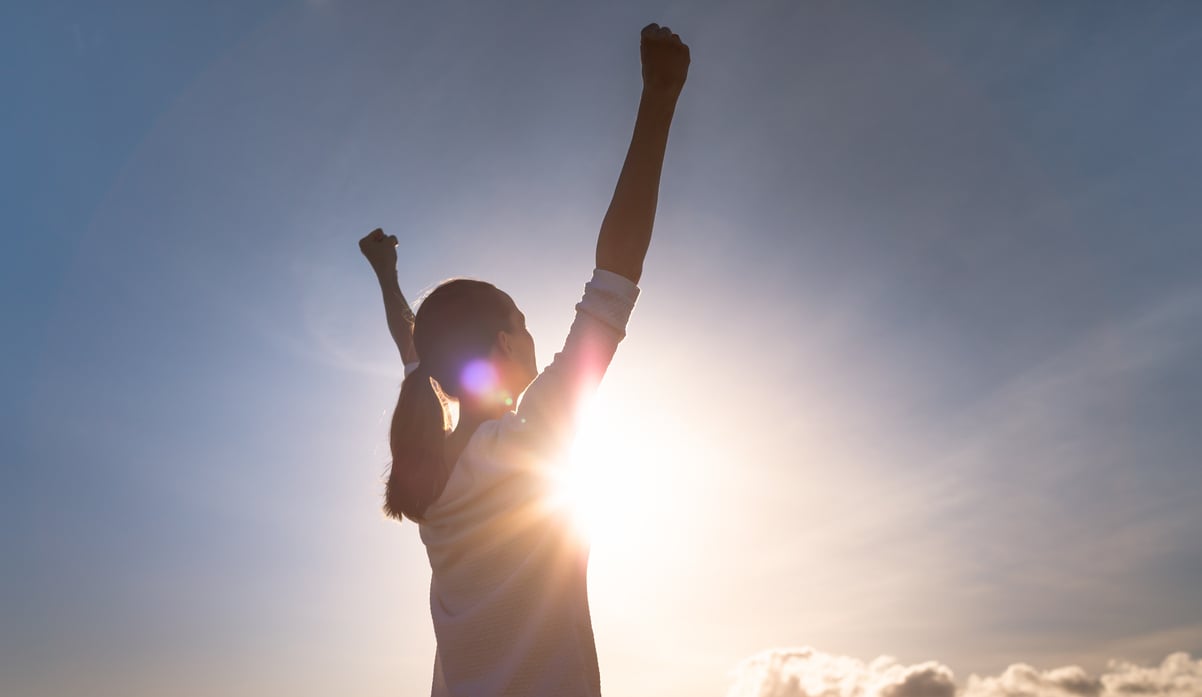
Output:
[{"xmin": 4, "ymin": 2, "xmax": 1201, "ymax": 696}]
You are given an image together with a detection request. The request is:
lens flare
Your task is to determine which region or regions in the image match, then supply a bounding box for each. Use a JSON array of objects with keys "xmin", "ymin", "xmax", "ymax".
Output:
[{"xmin": 460, "ymin": 359, "xmax": 499, "ymax": 396}]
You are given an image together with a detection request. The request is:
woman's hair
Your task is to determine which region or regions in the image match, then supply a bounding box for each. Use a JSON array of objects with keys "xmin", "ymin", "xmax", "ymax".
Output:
[{"xmin": 383, "ymin": 279, "xmax": 515, "ymax": 522}]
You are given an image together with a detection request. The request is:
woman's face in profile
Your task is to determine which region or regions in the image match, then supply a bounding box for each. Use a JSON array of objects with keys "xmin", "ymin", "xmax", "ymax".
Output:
[{"xmin": 505, "ymin": 306, "xmax": 538, "ymax": 391}]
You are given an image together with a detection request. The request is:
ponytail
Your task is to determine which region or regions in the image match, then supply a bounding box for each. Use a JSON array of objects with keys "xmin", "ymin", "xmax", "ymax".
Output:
[
  {"xmin": 380, "ymin": 277, "xmax": 516, "ymax": 523},
  {"xmin": 383, "ymin": 366, "xmax": 451, "ymax": 522}
]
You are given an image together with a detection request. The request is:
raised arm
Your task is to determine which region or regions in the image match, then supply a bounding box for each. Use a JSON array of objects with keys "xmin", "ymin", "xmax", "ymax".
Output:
[
  {"xmin": 509, "ymin": 24, "xmax": 689, "ymax": 457},
  {"xmin": 359, "ymin": 228, "xmax": 419, "ymax": 366},
  {"xmin": 595, "ymin": 23, "xmax": 690, "ymax": 284}
]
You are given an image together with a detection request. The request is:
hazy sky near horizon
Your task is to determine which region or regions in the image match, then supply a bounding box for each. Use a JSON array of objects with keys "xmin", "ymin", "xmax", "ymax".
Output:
[{"xmin": 4, "ymin": 2, "xmax": 1202, "ymax": 696}]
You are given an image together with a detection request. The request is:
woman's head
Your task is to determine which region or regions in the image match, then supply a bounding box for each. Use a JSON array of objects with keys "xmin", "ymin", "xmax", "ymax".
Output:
[
  {"xmin": 383, "ymin": 279, "xmax": 536, "ymax": 522},
  {"xmin": 411, "ymin": 279, "xmax": 536, "ymax": 404}
]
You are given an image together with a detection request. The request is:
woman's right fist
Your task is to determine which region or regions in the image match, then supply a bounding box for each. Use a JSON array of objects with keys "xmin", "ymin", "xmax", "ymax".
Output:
[
  {"xmin": 359, "ymin": 227, "xmax": 398, "ymax": 277},
  {"xmin": 640, "ymin": 23, "xmax": 690, "ymax": 99}
]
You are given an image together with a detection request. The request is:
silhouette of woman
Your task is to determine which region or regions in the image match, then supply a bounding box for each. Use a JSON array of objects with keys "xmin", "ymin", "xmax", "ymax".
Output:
[{"xmin": 360, "ymin": 23, "xmax": 689, "ymax": 697}]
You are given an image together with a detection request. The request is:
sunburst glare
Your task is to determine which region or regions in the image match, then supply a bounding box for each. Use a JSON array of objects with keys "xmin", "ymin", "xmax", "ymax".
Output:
[{"xmin": 552, "ymin": 386, "xmax": 679, "ymax": 548}]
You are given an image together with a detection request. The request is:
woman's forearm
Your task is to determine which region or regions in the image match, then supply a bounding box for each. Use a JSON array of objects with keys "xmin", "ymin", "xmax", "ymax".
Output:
[
  {"xmin": 596, "ymin": 21, "xmax": 689, "ymax": 283},
  {"xmin": 376, "ymin": 271, "xmax": 419, "ymax": 364},
  {"xmin": 595, "ymin": 90, "xmax": 678, "ymax": 285},
  {"xmin": 358, "ymin": 228, "xmax": 418, "ymax": 365}
]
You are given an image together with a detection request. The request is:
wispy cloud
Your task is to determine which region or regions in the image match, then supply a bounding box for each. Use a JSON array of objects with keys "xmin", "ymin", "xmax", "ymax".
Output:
[{"xmin": 867, "ymin": 286, "xmax": 1202, "ymax": 658}]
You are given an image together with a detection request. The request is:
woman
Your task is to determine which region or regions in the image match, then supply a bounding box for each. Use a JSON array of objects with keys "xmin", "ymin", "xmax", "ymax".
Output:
[{"xmin": 360, "ymin": 23, "xmax": 689, "ymax": 697}]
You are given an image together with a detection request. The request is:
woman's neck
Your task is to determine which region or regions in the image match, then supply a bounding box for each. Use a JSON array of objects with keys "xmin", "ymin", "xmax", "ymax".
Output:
[
  {"xmin": 454, "ymin": 402, "xmax": 507, "ymax": 435},
  {"xmin": 446, "ymin": 402, "xmax": 508, "ymax": 463}
]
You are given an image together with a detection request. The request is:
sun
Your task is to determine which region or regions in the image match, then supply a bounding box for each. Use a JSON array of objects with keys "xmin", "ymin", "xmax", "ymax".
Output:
[{"xmin": 552, "ymin": 388, "xmax": 677, "ymax": 547}]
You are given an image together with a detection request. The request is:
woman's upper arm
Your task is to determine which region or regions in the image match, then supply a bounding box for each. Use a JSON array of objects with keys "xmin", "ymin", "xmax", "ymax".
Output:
[{"xmin": 510, "ymin": 269, "xmax": 639, "ymax": 456}]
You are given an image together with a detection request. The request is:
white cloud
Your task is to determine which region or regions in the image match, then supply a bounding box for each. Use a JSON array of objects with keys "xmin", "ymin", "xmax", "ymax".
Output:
[
  {"xmin": 729, "ymin": 648, "xmax": 1202, "ymax": 697},
  {"xmin": 1098, "ymin": 653, "xmax": 1202, "ymax": 697},
  {"xmin": 727, "ymin": 647, "xmax": 956, "ymax": 697},
  {"xmin": 962, "ymin": 664, "xmax": 1101, "ymax": 697}
]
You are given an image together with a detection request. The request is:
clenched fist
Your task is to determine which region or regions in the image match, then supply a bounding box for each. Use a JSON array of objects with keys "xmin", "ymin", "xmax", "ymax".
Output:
[
  {"xmin": 359, "ymin": 227, "xmax": 398, "ymax": 277},
  {"xmin": 641, "ymin": 23, "xmax": 689, "ymax": 99}
]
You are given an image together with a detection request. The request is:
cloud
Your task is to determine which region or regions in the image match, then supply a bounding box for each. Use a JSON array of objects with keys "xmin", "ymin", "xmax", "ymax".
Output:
[
  {"xmin": 727, "ymin": 647, "xmax": 956, "ymax": 697},
  {"xmin": 963, "ymin": 653, "xmax": 1202, "ymax": 697},
  {"xmin": 729, "ymin": 648, "xmax": 1202, "ymax": 697},
  {"xmin": 1098, "ymin": 654, "xmax": 1202, "ymax": 697},
  {"xmin": 962, "ymin": 664, "xmax": 1102, "ymax": 697}
]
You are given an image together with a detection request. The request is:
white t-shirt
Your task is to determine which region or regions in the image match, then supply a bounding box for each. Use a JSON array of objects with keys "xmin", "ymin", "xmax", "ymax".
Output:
[{"xmin": 415, "ymin": 269, "xmax": 640, "ymax": 697}]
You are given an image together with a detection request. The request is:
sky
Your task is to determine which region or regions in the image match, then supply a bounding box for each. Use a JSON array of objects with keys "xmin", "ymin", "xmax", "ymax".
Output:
[{"xmin": 3, "ymin": 1, "xmax": 1201, "ymax": 696}]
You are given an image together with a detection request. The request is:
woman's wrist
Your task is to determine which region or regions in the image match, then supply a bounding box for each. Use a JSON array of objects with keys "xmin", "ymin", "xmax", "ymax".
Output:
[
  {"xmin": 640, "ymin": 86, "xmax": 680, "ymax": 108},
  {"xmin": 374, "ymin": 266, "xmax": 400, "ymax": 285}
]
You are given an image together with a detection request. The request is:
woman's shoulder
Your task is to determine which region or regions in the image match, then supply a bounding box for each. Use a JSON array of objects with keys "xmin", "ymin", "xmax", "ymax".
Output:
[
  {"xmin": 464, "ymin": 413, "xmax": 524, "ymax": 459},
  {"xmin": 463, "ymin": 413, "xmax": 555, "ymax": 478},
  {"xmin": 430, "ymin": 414, "xmax": 547, "ymax": 515},
  {"xmin": 449, "ymin": 414, "xmax": 525, "ymax": 471}
]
